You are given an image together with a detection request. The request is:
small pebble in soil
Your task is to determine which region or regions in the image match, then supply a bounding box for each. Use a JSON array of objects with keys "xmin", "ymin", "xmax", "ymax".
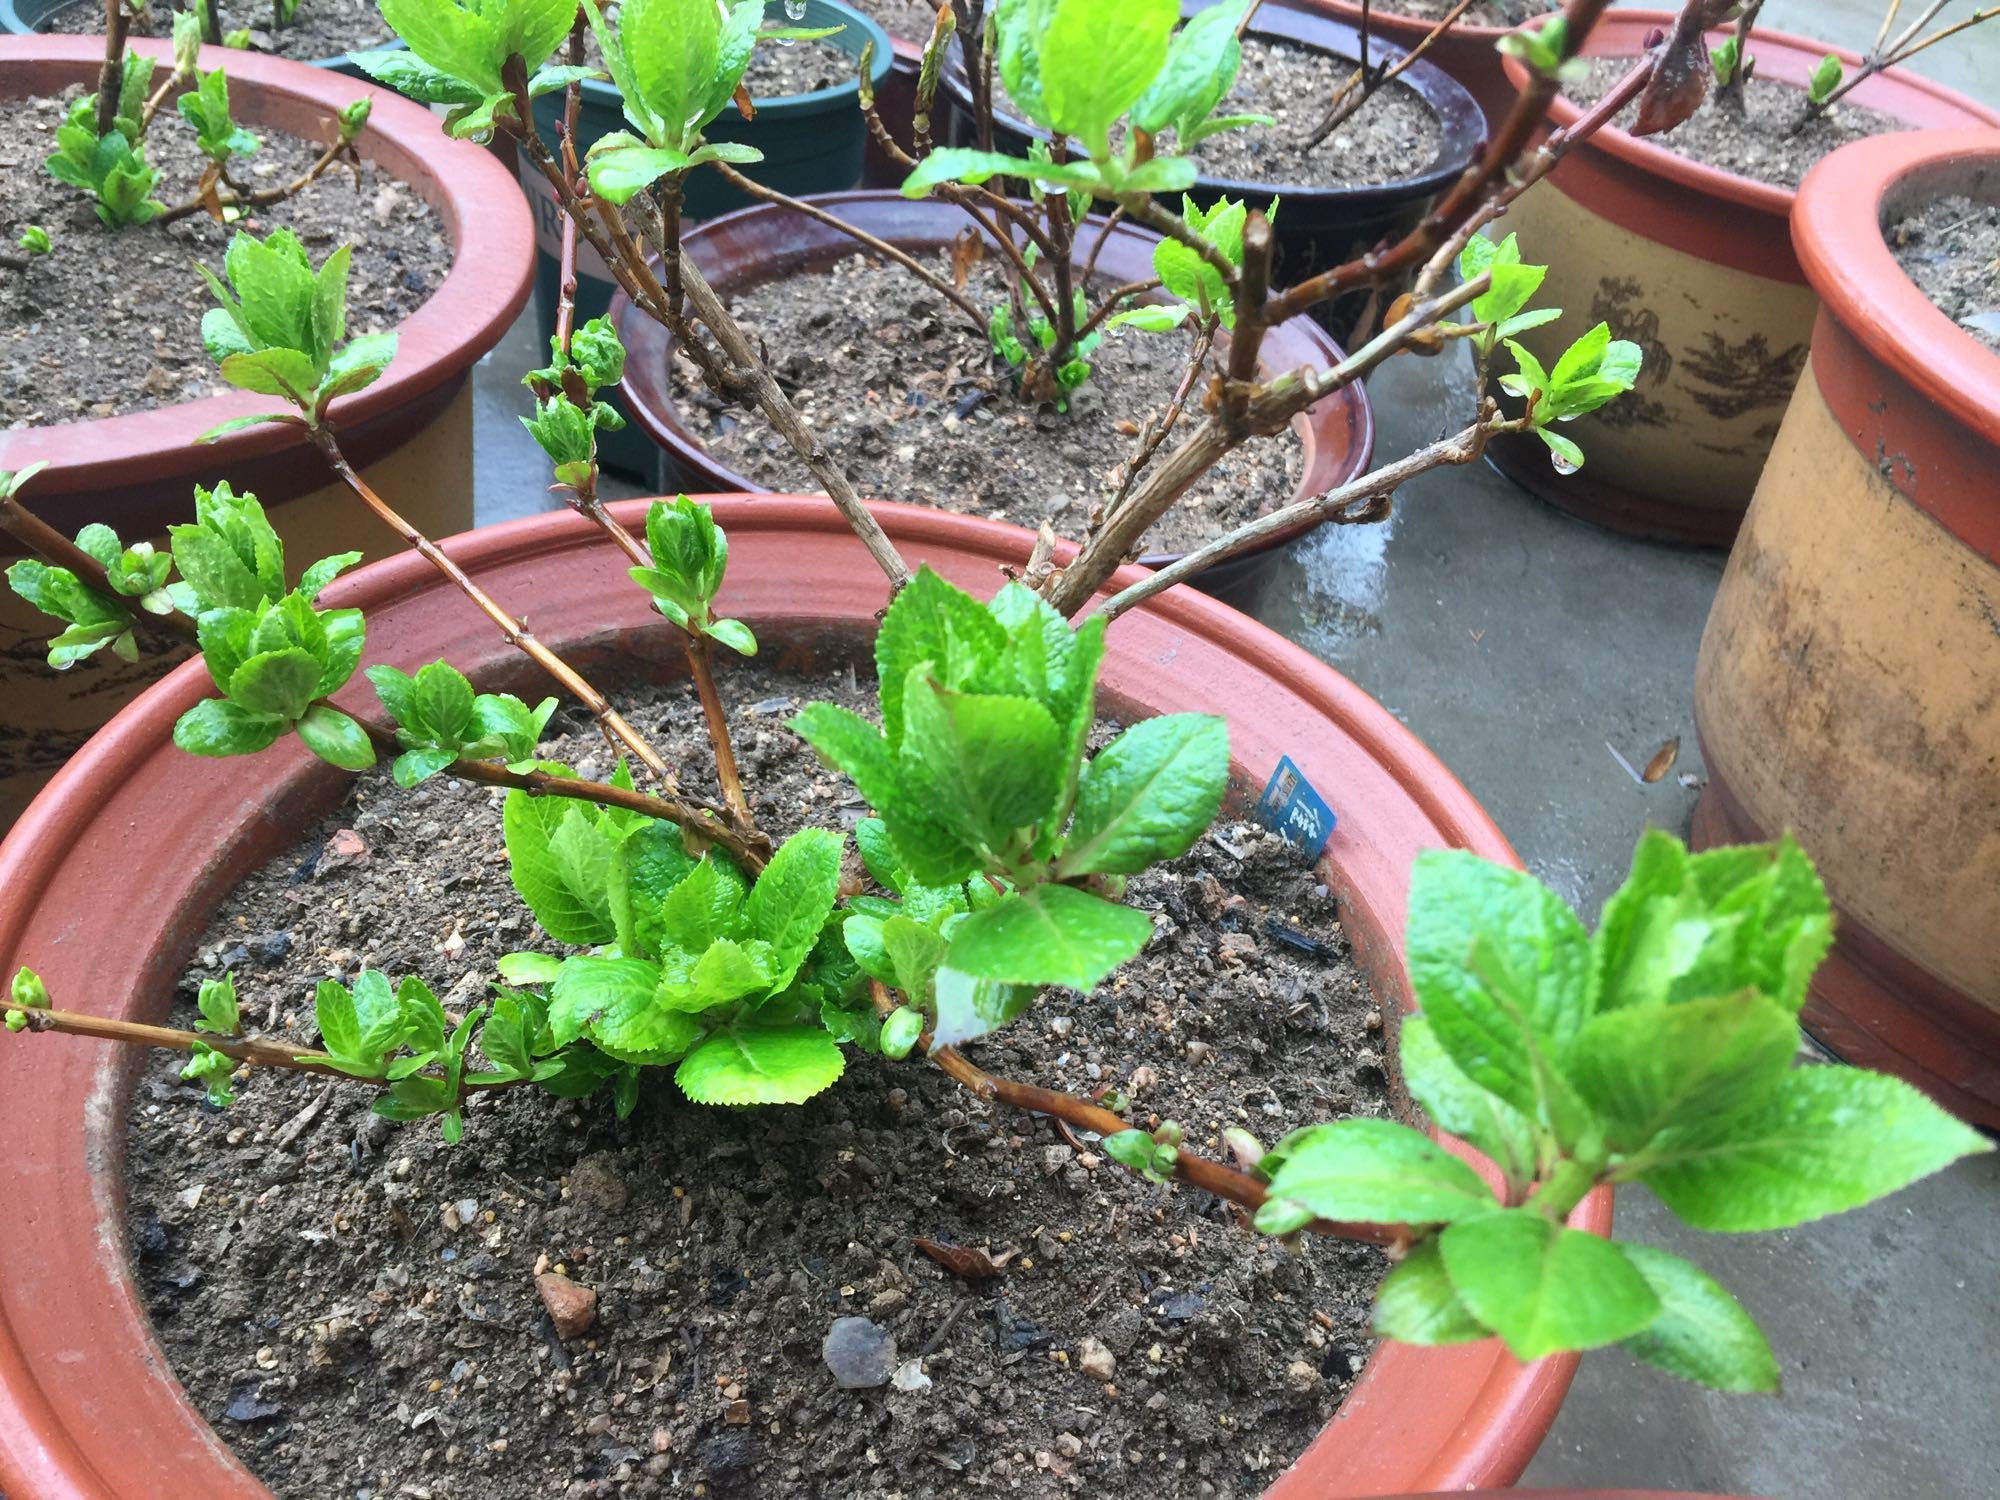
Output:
[
  {"xmin": 822, "ymin": 1315, "xmax": 898, "ymax": 1388},
  {"xmin": 535, "ymin": 1271, "xmax": 597, "ymax": 1340}
]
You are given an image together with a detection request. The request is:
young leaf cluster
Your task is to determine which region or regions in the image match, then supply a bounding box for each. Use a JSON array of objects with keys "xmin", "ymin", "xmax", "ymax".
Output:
[
  {"xmin": 1243, "ymin": 833, "xmax": 1989, "ymax": 1389},
  {"xmin": 198, "ymin": 229, "xmax": 396, "ymax": 428},
  {"xmin": 1131, "ymin": 193, "xmax": 1273, "ymax": 333},
  {"xmin": 793, "ymin": 568, "xmax": 1228, "ymax": 1037},
  {"xmin": 177, "ymin": 66, "xmax": 261, "ymax": 166},
  {"xmin": 1496, "ymin": 15, "xmax": 1589, "ymax": 85},
  {"xmin": 628, "ymin": 496, "xmax": 757, "ymax": 657},
  {"xmin": 1500, "ymin": 322, "xmax": 1643, "ymax": 473},
  {"xmin": 521, "ymin": 317, "xmax": 628, "ymax": 490},
  {"xmin": 165, "ymin": 482, "xmax": 376, "ymax": 770},
  {"xmin": 366, "ymin": 659, "xmax": 556, "ymax": 788},
  {"xmin": 903, "ymin": 0, "xmax": 1265, "ymax": 203},
  {"xmin": 3, "ymin": 466, "xmax": 178, "ymax": 668},
  {"xmin": 578, "ymin": 0, "xmax": 785, "ymax": 204},
  {"xmin": 45, "ymin": 56, "xmax": 163, "ymax": 229},
  {"xmin": 355, "ymin": 0, "xmax": 599, "ymax": 141},
  {"xmin": 1457, "ymin": 231, "xmax": 1560, "ymax": 358},
  {"xmin": 501, "ymin": 791, "xmax": 855, "ymax": 1106},
  {"xmin": 988, "ymin": 288, "xmax": 1101, "ymax": 398},
  {"xmin": 1807, "ymin": 53, "xmax": 1843, "ymax": 108}
]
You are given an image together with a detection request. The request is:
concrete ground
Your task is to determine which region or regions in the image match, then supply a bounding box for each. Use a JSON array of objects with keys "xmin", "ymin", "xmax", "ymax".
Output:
[{"xmin": 465, "ymin": 4, "xmax": 2000, "ymax": 1495}]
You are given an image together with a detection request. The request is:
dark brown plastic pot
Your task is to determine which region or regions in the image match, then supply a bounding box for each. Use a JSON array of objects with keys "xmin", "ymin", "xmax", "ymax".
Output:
[
  {"xmin": 940, "ymin": 0, "xmax": 1485, "ymax": 339},
  {"xmin": 1693, "ymin": 130, "xmax": 2000, "ymax": 1126},
  {"xmin": 1484, "ymin": 12, "xmax": 2000, "ymax": 544},
  {"xmin": 0, "ymin": 35, "xmax": 533, "ymax": 827},
  {"xmin": 612, "ymin": 191, "xmax": 1375, "ymax": 607},
  {"xmin": 0, "ymin": 498, "xmax": 1606, "ymax": 1497}
]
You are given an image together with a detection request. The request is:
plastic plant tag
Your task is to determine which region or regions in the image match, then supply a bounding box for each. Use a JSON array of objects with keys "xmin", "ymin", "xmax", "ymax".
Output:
[{"xmin": 1254, "ymin": 755, "xmax": 1335, "ymax": 860}]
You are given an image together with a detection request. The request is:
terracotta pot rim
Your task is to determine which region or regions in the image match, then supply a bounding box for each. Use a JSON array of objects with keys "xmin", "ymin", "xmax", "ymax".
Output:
[
  {"xmin": 0, "ymin": 497, "xmax": 1603, "ymax": 1498},
  {"xmin": 0, "ymin": 35, "xmax": 532, "ymax": 485},
  {"xmin": 1500, "ymin": 9, "xmax": 2000, "ymax": 220},
  {"xmin": 611, "ymin": 189, "xmax": 1377, "ymax": 572},
  {"xmin": 1792, "ymin": 128, "xmax": 2000, "ymax": 451},
  {"xmin": 942, "ymin": 2, "xmax": 1486, "ymax": 207}
]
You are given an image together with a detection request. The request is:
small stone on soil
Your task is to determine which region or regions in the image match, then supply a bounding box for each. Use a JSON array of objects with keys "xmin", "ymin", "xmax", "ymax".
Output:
[
  {"xmin": 535, "ymin": 1272, "xmax": 597, "ymax": 1340},
  {"xmin": 822, "ymin": 1316, "xmax": 898, "ymax": 1388}
]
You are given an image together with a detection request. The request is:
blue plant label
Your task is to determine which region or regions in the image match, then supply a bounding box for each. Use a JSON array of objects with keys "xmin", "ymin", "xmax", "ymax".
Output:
[{"xmin": 1254, "ymin": 755, "xmax": 1336, "ymax": 860}]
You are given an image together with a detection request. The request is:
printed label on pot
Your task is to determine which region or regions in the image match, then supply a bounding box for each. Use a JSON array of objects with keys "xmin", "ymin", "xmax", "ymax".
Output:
[
  {"xmin": 519, "ymin": 160, "xmax": 614, "ymax": 282},
  {"xmin": 1255, "ymin": 755, "xmax": 1335, "ymax": 859}
]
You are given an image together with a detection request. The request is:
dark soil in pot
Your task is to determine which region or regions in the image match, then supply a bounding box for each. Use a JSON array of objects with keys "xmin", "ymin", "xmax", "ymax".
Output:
[
  {"xmin": 126, "ymin": 655, "xmax": 1392, "ymax": 1500},
  {"xmin": 1386, "ymin": 0, "xmax": 1556, "ymax": 23},
  {"xmin": 1565, "ymin": 55, "xmax": 1901, "ymax": 190},
  {"xmin": 847, "ymin": 0, "xmax": 935, "ymax": 44},
  {"xmin": 993, "ymin": 36, "xmax": 1442, "ymax": 189},
  {"xmin": 0, "ymin": 87, "xmax": 448, "ymax": 426},
  {"xmin": 668, "ymin": 251, "xmax": 1304, "ymax": 553},
  {"xmin": 41, "ymin": 0, "xmax": 392, "ymax": 59},
  {"xmin": 1886, "ymin": 193, "xmax": 2000, "ymax": 356}
]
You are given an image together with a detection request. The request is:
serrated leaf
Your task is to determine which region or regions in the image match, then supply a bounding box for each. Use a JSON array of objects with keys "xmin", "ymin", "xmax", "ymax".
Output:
[
  {"xmin": 548, "ymin": 955, "xmax": 660, "ymax": 1048},
  {"xmin": 900, "ymin": 673, "xmax": 1063, "ymax": 853},
  {"xmin": 1373, "ymin": 1236, "xmax": 1491, "ymax": 1345},
  {"xmin": 1618, "ymin": 1243, "xmax": 1780, "ymax": 1393},
  {"xmin": 675, "ymin": 1023, "xmax": 845, "ymax": 1104},
  {"xmin": 297, "ymin": 705, "xmax": 376, "ymax": 771},
  {"xmin": 1399, "ymin": 1015, "xmax": 1536, "ymax": 1193},
  {"xmin": 746, "ymin": 827, "xmax": 843, "ymax": 983},
  {"xmin": 1635, "ymin": 1069, "xmax": 1992, "ymax": 1232},
  {"xmin": 945, "ymin": 884, "xmax": 1150, "ymax": 991},
  {"xmin": 504, "ymin": 780, "xmax": 621, "ymax": 945},
  {"xmin": 173, "ymin": 697, "xmax": 286, "ymax": 758},
  {"xmin": 1438, "ymin": 1209, "xmax": 1660, "ymax": 1361},
  {"xmin": 1256, "ymin": 1119, "xmax": 1497, "ymax": 1229},
  {"xmin": 1057, "ymin": 713, "xmax": 1227, "ymax": 876}
]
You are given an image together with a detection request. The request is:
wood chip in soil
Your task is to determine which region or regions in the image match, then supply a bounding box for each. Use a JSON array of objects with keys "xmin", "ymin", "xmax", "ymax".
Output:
[
  {"xmin": 1886, "ymin": 193, "xmax": 2000, "ymax": 357},
  {"xmin": 1565, "ymin": 54, "xmax": 1902, "ymax": 192},
  {"xmin": 667, "ymin": 250, "xmax": 1304, "ymax": 554},
  {"xmin": 0, "ymin": 89, "xmax": 450, "ymax": 428},
  {"xmin": 41, "ymin": 0, "xmax": 393, "ymax": 59},
  {"xmin": 992, "ymin": 35, "xmax": 1442, "ymax": 189},
  {"xmin": 128, "ymin": 656, "xmax": 1394, "ymax": 1500}
]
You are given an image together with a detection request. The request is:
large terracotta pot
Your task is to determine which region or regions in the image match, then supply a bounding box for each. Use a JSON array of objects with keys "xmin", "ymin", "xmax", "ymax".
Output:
[
  {"xmin": 943, "ymin": 0, "xmax": 1484, "ymax": 341},
  {"xmin": 1692, "ymin": 130, "xmax": 2000, "ymax": 1127},
  {"xmin": 0, "ymin": 0, "xmax": 404, "ymax": 78},
  {"xmin": 0, "ymin": 498, "xmax": 1604, "ymax": 1498},
  {"xmin": 1300, "ymin": 1, "xmax": 1529, "ymax": 136},
  {"xmin": 1488, "ymin": 12, "xmax": 2000, "ymax": 544},
  {"xmin": 613, "ymin": 191, "xmax": 1376, "ymax": 606},
  {"xmin": 0, "ymin": 35, "xmax": 533, "ymax": 829}
]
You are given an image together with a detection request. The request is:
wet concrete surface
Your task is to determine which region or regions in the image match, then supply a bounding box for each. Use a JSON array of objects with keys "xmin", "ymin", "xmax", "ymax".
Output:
[{"xmin": 466, "ymin": 3, "xmax": 2000, "ymax": 1493}]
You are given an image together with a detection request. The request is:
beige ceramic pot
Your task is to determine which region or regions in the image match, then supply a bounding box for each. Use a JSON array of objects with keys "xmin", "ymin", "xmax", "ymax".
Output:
[
  {"xmin": 1693, "ymin": 129, "xmax": 2000, "ymax": 1127},
  {"xmin": 0, "ymin": 37, "xmax": 533, "ymax": 829},
  {"xmin": 1488, "ymin": 12, "xmax": 1999, "ymax": 544}
]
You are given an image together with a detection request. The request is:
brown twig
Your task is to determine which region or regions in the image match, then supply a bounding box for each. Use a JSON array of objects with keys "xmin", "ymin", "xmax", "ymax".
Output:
[
  {"xmin": 94, "ymin": 0, "xmax": 128, "ymax": 137},
  {"xmin": 1304, "ymin": 0, "xmax": 1475, "ymax": 148},
  {"xmin": 1804, "ymin": 0, "xmax": 2000, "ymax": 119},
  {"xmin": 1713, "ymin": 0, "xmax": 1765, "ymax": 103},
  {"xmin": 683, "ymin": 633, "xmax": 749, "ymax": 822},
  {"xmin": 707, "ymin": 162, "xmax": 987, "ymax": 332},
  {"xmin": 866, "ymin": 983, "xmax": 1403, "ymax": 1248},
  {"xmin": 158, "ymin": 129, "xmax": 355, "ymax": 226},
  {"xmin": 1094, "ymin": 415, "xmax": 1516, "ymax": 622},
  {"xmin": 1099, "ymin": 315, "xmax": 1216, "ymax": 527},
  {"xmin": 3, "ymin": 482, "xmax": 771, "ymax": 865},
  {"xmin": 305, "ymin": 425, "xmax": 679, "ymax": 786},
  {"xmin": 3, "ymin": 1003, "xmax": 526, "ymax": 1093}
]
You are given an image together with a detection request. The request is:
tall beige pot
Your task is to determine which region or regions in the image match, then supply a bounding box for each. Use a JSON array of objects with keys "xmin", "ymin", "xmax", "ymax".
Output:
[
  {"xmin": 1693, "ymin": 130, "xmax": 2000, "ymax": 1127},
  {"xmin": 1489, "ymin": 12, "xmax": 1999, "ymax": 544}
]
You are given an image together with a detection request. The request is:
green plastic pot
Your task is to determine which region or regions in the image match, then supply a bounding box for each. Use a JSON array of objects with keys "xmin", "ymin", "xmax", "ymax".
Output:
[
  {"xmin": 521, "ymin": 0, "xmax": 893, "ymax": 481},
  {"xmin": 0, "ymin": 0, "xmax": 401, "ymax": 78}
]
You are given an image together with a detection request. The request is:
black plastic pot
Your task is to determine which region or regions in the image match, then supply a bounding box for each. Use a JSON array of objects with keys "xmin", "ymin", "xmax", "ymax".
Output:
[
  {"xmin": 609, "ymin": 191, "xmax": 1376, "ymax": 610},
  {"xmin": 941, "ymin": 0, "xmax": 1483, "ymax": 340},
  {"xmin": 0, "ymin": 0, "xmax": 399, "ymax": 77},
  {"xmin": 522, "ymin": 0, "xmax": 893, "ymax": 482}
]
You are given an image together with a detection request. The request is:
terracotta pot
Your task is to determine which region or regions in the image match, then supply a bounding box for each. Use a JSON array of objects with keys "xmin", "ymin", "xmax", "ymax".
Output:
[
  {"xmin": 613, "ymin": 191, "xmax": 1375, "ymax": 607},
  {"xmin": 1297, "ymin": 1, "xmax": 1526, "ymax": 135},
  {"xmin": 1692, "ymin": 129, "xmax": 2000, "ymax": 1127},
  {"xmin": 1378, "ymin": 1492, "xmax": 1756, "ymax": 1499},
  {"xmin": 0, "ymin": 497, "xmax": 1604, "ymax": 1498},
  {"xmin": 1487, "ymin": 11, "xmax": 2000, "ymax": 545},
  {"xmin": 941, "ymin": 0, "xmax": 1484, "ymax": 341},
  {"xmin": 0, "ymin": 35, "xmax": 533, "ymax": 829},
  {"xmin": 0, "ymin": 0, "xmax": 404, "ymax": 78}
]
